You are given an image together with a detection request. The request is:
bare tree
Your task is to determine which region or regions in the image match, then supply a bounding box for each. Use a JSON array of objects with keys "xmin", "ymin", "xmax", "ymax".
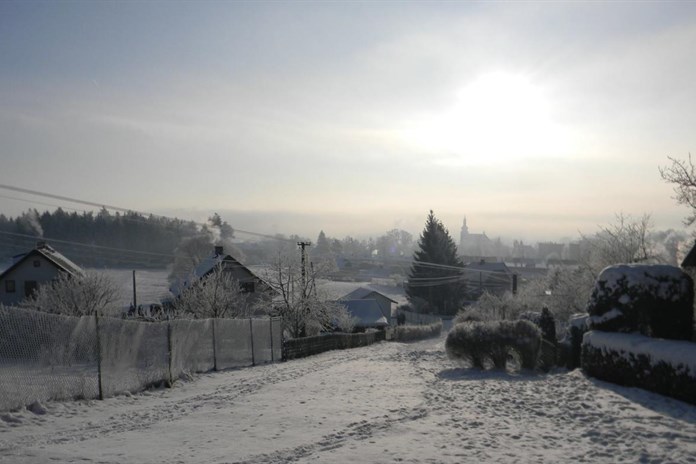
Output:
[
  {"xmin": 22, "ymin": 272, "xmax": 120, "ymax": 316},
  {"xmin": 261, "ymin": 251, "xmax": 355, "ymax": 338},
  {"xmin": 660, "ymin": 155, "xmax": 696, "ymax": 225},
  {"xmin": 581, "ymin": 213, "xmax": 658, "ymax": 275},
  {"xmin": 171, "ymin": 266, "xmax": 258, "ymax": 319}
]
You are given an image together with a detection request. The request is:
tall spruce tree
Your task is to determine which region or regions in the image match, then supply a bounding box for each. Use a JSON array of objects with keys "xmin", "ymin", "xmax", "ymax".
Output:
[{"xmin": 406, "ymin": 210, "xmax": 466, "ymax": 315}]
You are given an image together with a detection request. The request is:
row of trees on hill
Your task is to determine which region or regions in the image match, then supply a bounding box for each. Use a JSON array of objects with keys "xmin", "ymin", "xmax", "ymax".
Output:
[{"xmin": 0, "ymin": 208, "xmax": 203, "ymax": 267}]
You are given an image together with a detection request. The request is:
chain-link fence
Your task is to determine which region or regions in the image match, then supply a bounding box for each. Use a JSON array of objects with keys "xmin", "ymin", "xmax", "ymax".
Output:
[{"xmin": 0, "ymin": 306, "xmax": 281, "ymax": 411}]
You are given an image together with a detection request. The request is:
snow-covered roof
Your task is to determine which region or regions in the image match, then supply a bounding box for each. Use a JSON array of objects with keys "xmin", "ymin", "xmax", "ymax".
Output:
[
  {"xmin": 169, "ymin": 250, "xmax": 271, "ymax": 298},
  {"xmin": 340, "ymin": 287, "xmax": 398, "ymax": 303},
  {"xmin": 339, "ymin": 299, "xmax": 389, "ymax": 328},
  {"xmin": 0, "ymin": 242, "xmax": 84, "ymax": 281}
]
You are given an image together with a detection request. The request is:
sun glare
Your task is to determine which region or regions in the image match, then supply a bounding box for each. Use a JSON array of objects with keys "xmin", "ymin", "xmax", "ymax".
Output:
[{"xmin": 403, "ymin": 72, "xmax": 573, "ymax": 165}]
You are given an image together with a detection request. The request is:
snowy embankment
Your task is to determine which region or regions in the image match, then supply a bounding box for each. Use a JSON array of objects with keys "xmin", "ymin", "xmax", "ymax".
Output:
[{"xmin": 2, "ymin": 337, "xmax": 696, "ymax": 463}]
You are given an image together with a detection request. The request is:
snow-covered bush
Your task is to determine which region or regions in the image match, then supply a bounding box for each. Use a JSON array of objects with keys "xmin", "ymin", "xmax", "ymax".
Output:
[
  {"xmin": 445, "ymin": 320, "xmax": 541, "ymax": 370},
  {"xmin": 520, "ymin": 309, "xmax": 556, "ymax": 341},
  {"xmin": 586, "ymin": 264, "xmax": 693, "ymax": 340},
  {"xmin": 393, "ymin": 322, "xmax": 442, "ymax": 342},
  {"xmin": 582, "ymin": 331, "xmax": 696, "ymax": 405},
  {"xmin": 452, "ymin": 308, "xmax": 486, "ymax": 325},
  {"xmin": 21, "ymin": 272, "xmax": 120, "ymax": 317}
]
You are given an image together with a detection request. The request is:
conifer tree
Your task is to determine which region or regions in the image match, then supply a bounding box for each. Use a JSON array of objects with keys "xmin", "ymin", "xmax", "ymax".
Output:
[{"xmin": 406, "ymin": 210, "xmax": 466, "ymax": 315}]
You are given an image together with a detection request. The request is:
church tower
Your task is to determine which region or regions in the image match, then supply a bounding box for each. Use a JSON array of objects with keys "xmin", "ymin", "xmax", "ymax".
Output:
[{"xmin": 460, "ymin": 217, "xmax": 469, "ymax": 249}]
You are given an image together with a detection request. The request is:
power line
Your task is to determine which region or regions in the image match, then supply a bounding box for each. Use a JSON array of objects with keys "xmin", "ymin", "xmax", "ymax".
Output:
[
  {"xmin": 0, "ymin": 183, "xmax": 516, "ymax": 282},
  {"xmin": 0, "ymin": 183, "xmax": 298, "ymax": 243}
]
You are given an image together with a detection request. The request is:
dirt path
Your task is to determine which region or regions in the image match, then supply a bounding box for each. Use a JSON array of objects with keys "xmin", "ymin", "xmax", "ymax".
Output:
[{"xmin": 1, "ymin": 336, "xmax": 696, "ymax": 463}]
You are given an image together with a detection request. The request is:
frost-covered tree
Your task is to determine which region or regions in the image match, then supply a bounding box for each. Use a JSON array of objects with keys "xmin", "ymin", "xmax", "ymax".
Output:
[
  {"xmin": 261, "ymin": 251, "xmax": 355, "ymax": 337},
  {"xmin": 21, "ymin": 272, "xmax": 119, "ymax": 317},
  {"xmin": 406, "ymin": 210, "xmax": 466, "ymax": 315},
  {"xmin": 580, "ymin": 213, "xmax": 659, "ymax": 275},
  {"xmin": 660, "ymin": 154, "xmax": 696, "ymax": 226},
  {"xmin": 171, "ymin": 266, "xmax": 258, "ymax": 319}
]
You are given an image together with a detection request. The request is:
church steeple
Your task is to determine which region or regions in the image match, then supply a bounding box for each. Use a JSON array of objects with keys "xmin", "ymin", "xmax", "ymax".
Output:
[{"xmin": 460, "ymin": 216, "xmax": 469, "ymax": 250}]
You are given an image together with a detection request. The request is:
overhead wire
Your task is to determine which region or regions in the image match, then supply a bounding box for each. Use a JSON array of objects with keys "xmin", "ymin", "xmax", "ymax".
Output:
[{"xmin": 0, "ymin": 183, "xmax": 515, "ymax": 288}]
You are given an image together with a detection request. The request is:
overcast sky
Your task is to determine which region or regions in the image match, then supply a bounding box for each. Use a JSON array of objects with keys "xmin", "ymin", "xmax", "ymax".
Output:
[{"xmin": 1, "ymin": 1, "xmax": 695, "ymax": 242}]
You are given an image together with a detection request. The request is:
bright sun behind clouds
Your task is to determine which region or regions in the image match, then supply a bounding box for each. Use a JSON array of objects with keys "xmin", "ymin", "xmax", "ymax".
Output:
[{"xmin": 402, "ymin": 72, "xmax": 575, "ymax": 166}]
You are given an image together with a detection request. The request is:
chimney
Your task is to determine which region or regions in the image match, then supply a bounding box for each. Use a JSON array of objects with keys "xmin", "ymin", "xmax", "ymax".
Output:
[
  {"xmin": 214, "ymin": 245, "xmax": 224, "ymax": 257},
  {"xmin": 36, "ymin": 240, "xmax": 47, "ymax": 249}
]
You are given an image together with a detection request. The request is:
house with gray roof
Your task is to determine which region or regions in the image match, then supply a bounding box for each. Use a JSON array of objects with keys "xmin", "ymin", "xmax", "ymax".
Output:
[{"xmin": 0, "ymin": 241, "xmax": 84, "ymax": 306}]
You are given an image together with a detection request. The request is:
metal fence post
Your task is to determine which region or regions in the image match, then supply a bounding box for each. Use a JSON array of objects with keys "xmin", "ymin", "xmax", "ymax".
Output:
[
  {"xmin": 269, "ymin": 316, "xmax": 274, "ymax": 363},
  {"xmin": 249, "ymin": 317, "xmax": 255, "ymax": 366},
  {"xmin": 167, "ymin": 320, "xmax": 173, "ymax": 387},
  {"xmin": 95, "ymin": 312, "xmax": 104, "ymax": 401},
  {"xmin": 212, "ymin": 318, "xmax": 218, "ymax": 371}
]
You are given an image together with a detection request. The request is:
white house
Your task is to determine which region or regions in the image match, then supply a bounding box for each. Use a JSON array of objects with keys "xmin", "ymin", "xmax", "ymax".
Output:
[{"xmin": 0, "ymin": 241, "xmax": 84, "ymax": 306}]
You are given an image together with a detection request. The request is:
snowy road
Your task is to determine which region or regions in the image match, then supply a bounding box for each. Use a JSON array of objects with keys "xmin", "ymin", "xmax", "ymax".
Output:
[{"xmin": 2, "ymin": 336, "xmax": 696, "ymax": 463}]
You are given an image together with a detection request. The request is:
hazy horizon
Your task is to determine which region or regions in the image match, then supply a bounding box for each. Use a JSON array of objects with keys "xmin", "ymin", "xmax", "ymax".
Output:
[{"xmin": 1, "ymin": 2, "xmax": 695, "ymax": 244}]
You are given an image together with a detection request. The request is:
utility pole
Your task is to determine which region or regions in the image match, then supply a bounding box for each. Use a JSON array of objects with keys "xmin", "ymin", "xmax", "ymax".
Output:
[
  {"xmin": 297, "ymin": 241, "xmax": 311, "ymax": 298},
  {"xmin": 297, "ymin": 241, "xmax": 311, "ymax": 338}
]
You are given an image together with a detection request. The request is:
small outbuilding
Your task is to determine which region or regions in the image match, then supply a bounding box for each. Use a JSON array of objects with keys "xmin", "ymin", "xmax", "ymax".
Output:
[
  {"xmin": 338, "ymin": 299, "xmax": 389, "ymax": 330},
  {"xmin": 339, "ymin": 287, "xmax": 397, "ymax": 322}
]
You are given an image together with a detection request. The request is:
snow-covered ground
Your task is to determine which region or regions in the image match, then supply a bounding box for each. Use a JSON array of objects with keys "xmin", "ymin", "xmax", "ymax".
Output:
[{"xmin": 2, "ymin": 336, "xmax": 696, "ymax": 463}]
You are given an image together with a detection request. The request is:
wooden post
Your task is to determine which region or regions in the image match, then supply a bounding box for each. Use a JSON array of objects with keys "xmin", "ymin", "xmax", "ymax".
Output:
[{"xmin": 132, "ymin": 270, "xmax": 137, "ymax": 308}]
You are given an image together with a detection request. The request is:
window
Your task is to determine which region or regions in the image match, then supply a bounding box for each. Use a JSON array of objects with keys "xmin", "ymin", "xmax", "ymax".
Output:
[
  {"xmin": 241, "ymin": 282, "xmax": 255, "ymax": 293},
  {"xmin": 24, "ymin": 281, "xmax": 38, "ymax": 298},
  {"xmin": 33, "ymin": 260, "xmax": 41, "ymax": 268},
  {"xmin": 5, "ymin": 280, "xmax": 15, "ymax": 293}
]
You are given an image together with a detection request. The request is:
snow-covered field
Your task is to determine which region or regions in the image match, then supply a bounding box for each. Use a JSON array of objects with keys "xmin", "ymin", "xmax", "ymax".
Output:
[
  {"xmin": 95, "ymin": 268, "xmax": 172, "ymax": 310},
  {"xmin": 2, "ymin": 336, "xmax": 696, "ymax": 463}
]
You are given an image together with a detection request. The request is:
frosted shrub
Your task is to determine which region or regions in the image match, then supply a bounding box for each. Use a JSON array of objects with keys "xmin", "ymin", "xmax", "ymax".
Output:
[
  {"xmin": 521, "ymin": 308, "xmax": 557, "ymax": 344},
  {"xmin": 445, "ymin": 320, "xmax": 541, "ymax": 370},
  {"xmin": 586, "ymin": 264, "xmax": 693, "ymax": 340},
  {"xmin": 452, "ymin": 308, "xmax": 487, "ymax": 325},
  {"xmin": 393, "ymin": 322, "xmax": 442, "ymax": 342}
]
